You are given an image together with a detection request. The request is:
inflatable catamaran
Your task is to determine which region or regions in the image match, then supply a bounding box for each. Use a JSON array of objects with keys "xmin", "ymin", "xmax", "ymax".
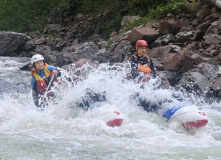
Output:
[
  {"xmin": 88, "ymin": 103, "xmax": 124, "ymax": 127},
  {"xmin": 94, "ymin": 102, "xmax": 208, "ymax": 130},
  {"xmin": 162, "ymin": 103, "xmax": 208, "ymax": 130}
]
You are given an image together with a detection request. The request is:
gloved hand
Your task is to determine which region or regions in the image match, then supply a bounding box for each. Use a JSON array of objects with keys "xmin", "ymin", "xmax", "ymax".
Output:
[
  {"xmin": 34, "ymin": 102, "xmax": 39, "ymax": 107},
  {"xmin": 126, "ymin": 73, "xmax": 133, "ymax": 80},
  {"xmin": 34, "ymin": 102, "xmax": 44, "ymax": 111},
  {"xmin": 38, "ymin": 102, "xmax": 45, "ymax": 111}
]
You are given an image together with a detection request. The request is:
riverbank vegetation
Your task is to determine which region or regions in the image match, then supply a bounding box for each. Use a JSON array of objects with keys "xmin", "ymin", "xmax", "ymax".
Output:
[{"xmin": 0, "ymin": 0, "xmax": 194, "ymax": 36}]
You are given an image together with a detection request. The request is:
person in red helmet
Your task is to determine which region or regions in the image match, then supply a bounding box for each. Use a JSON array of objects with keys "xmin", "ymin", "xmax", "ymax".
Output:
[
  {"xmin": 127, "ymin": 40, "xmax": 156, "ymax": 82},
  {"xmin": 126, "ymin": 40, "xmax": 159, "ymax": 112}
]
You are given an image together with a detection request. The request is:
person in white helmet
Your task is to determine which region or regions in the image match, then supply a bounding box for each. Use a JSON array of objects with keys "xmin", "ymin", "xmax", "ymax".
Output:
[{"xmin": 30, "ymin": 54, "xmax": 59, "ymax": 108}]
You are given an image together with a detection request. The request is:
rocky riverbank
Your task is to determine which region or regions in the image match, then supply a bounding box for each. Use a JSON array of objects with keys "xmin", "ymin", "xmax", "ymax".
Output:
[{"xmin": 0, "ymin": 1, "xmax": 221, "ymax": 101}]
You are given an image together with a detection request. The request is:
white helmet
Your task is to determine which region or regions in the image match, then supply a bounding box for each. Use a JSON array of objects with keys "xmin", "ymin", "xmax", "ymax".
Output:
[{"xmin": 31, "ymin": 54, "xmax": 44, "ymax": 65}]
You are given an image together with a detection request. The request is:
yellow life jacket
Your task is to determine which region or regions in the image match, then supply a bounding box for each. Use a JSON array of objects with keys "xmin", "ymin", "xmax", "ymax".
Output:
[{"xmin": 31, "ymin": 63, "xmax": 58, "ymax": 95}]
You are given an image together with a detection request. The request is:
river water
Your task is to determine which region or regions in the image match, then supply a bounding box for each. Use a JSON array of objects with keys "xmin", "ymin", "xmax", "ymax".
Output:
[{"xmin": 0, "ymin": 56, "xmax": 221, "ymax": 160}]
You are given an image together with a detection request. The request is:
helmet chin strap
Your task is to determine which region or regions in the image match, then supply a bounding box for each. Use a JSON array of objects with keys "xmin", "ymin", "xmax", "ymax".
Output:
[{"xmin": 138, "ymin": 50, "xmax": 146, "ymax": 58}]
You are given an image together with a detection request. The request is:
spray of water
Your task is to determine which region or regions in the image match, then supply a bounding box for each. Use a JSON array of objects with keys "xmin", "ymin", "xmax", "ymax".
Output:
[{"xmin": 1, "ymin": 57, "xmax": 221, "ymax": 159}]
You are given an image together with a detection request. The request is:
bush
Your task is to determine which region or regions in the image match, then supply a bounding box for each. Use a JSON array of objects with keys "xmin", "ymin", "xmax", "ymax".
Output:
[
  {"xmin": 125, "ymin": 0, "xmax": 191, "ymax": 31},
  {"xmin": 0, "ymin": 0, "xmax": 68, "ymax": 32},
  {"xmin": 0, "ymin": 0, "xmax": 193, "ymax": 35}
]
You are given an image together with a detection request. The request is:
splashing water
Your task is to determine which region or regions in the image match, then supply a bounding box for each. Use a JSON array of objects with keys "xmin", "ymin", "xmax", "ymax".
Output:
[{"xmin": 0, "ymin": 57, "xmax": 221, "ymax": 160}]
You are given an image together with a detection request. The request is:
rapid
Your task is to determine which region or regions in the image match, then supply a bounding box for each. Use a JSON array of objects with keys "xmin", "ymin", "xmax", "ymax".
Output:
[{"xmin": 0, "ymin": 56, "xmax": 221, "ymax": 160}]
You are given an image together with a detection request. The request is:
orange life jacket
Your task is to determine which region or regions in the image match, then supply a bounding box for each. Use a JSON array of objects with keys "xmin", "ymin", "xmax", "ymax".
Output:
[
  {"xmin": 132, "ymin": 55, "xmax": 151, "ymax": 80},
  {"xmin": 31, "ymin": 63, "xmax": 58, "ymax": 95}
]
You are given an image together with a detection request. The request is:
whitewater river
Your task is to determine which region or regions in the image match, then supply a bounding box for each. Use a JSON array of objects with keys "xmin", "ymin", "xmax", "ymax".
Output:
[{"xmin": 0, "ymin": 56, "xmax": 221, "ymax": 160}]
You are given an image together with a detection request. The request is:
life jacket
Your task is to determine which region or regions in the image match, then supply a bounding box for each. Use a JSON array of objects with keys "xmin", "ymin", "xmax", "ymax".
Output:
[
  {"xmin": 132, "ymin": 55, "xmax": 151, "ymax": 81},
  {"xmin": 31, "ymin": 63, "xmax": 58, "ymax": 95}
]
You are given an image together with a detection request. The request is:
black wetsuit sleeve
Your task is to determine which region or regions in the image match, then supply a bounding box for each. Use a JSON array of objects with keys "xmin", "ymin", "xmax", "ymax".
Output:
[
  {"xmin": 127, "ymin": 56, "xmax": 140, "ymax": 80},
  {"xmin": 56, "ymin": 69, "xmax": 61, "ymax": 78},
  {"xmin": 32, "ymin": 82, "xmax": 39, "ymax": 107},
  {"xmin": 149, "ymin": 58, "xmax": 156, "ymax": 78}
]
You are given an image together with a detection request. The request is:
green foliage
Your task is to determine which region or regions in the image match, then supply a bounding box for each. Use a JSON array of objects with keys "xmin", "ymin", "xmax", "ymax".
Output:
[
  {"xmin": 0, "ymin": 0, "xmax": 193, "ymax": 35},
  {"xmin": 150, "ymin": 0, "xmax": 190, "ymax": 18},
  {"xmin": 103, "ymin": 13, "xmax": 123, "ymax": 37},
  {"xmin": 125, "ymin": 0, "xmax": 191, "ymax": 31},
  {"xmin": 0, "ymin": 0, "xmax": 69, "ymax": 32},
  {"xmin": 75, "ymin": 0, "xmax": 119, "ymax": 13}
]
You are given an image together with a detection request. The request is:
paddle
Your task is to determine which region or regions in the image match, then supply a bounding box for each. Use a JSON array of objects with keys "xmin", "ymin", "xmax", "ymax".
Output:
[
  {"xmin": 46, "ymin": 74, "xmax": 55, "ymax": 94},
  {"xmin": 39, "ymin": 74, "xmax": 55, "ymax": 111}
]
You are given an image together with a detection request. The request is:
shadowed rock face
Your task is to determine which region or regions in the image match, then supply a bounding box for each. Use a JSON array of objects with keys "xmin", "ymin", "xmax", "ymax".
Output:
[
  {"xmin": 0, "ymin": 32, "xmax": 28, "ymax": 56},
  {"xmin": 206, "ymin": 0, "xmax": 221, "ymax": 8}
]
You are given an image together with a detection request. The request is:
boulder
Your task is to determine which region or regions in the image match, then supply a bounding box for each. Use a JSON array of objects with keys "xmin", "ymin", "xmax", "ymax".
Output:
[
  {"xmin": 196, "ymin": 5, "xmax": 211, "ymax": 20},
  {"xmin": 212, "ymin": 77, "xmax": 221, "ymax": 91},
  {"xmin": 205, "ymin": 0, "xmax": 221, "ymax": 9},
  {"xmin": 218, "ymin": 52, "xmax": 221, "ymax": 60},
  {"xmin": 128, "ymin": 26, "xmax": 160, "ymax": 43},
  {"xmin": 158, "ymin": 19, "xmax": 189, "ymax": 35},
  {"xmin": 203, "ymin": 34, "xmax": 221, "ymax": 44},
  {"xmin": 194, "ymin": 21, "xmax": 211, "ymax": 40},
  {"xmin": 162, "ymin": 49, "xmax": 195, "ymax": 73},
  {"xmin": 175, "ymin": 31, "xmax": 194, "ymax": 42},
  {"xmin": 74, "ymin": 58, "xmax": 95, "ymax": 68},
  {"xmin": 177, "ymin": 71, "xmax": 210, "ymax": 95},
  {"xmin": 177, "ymin": 62, "xmax": 219, "ymax": 94},
  {"xmin": 151, "ymin": 34, "xmax": 175, "ymax": 47},
  {"xmin": 160, "ymin": 71, "xmax": 182, "ymax": 86},
  {"xmin": 111, "ymin": 40, "xmax": 133, "ymax": 62},
  {"xmin": 205, "ymin": 20, "xmax": 221, "ymax": 35},
  {"xmin": 148, "ymin": 45, "xmax": 181, "ymax": 60},
  {"xmin": 0, "ymin": 31, "xmax": 28, "ymax": 55},
  {"xmin": 197, "ymin": 62, "xmax": 219, "ymax": 82}
]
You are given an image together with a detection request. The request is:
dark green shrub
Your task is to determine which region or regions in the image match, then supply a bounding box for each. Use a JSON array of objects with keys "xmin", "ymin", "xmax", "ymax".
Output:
[{"xmin": 0, "ymin": 0, "xmax": 69, "ymax": 32}]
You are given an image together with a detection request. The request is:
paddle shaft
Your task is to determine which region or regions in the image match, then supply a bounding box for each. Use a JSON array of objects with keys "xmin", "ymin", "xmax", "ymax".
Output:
[
  {"xmin": 46, "ymin": 74, "xmax": 55, "ymax": 93},
  {"xmin": 40, "ymin": 74, "xmax": 55, "ymax": 108}
]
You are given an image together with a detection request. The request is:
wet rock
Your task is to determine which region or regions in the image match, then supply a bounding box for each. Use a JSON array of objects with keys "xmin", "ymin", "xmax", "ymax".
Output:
[
  {"xmin": 177, "ymin": 63, "xmax": 218, "ymax": 95},
  {"xmin": 128, "ymin": 26, "xmax": 160, "ymax": 43},
  {"xmin": 191, "ymin": 54, "xmax": 203, "ymax": 65},
  {"xmin": 203, "ymin": 34, "xmax": 221, "ymax": 44},
  {"xmin": 158, "ymin": 18, "xmax": 189, "ymax": 35},
  {"xmin": 197, "ymin": 62, "xmax": 219, "ymax": 82},
  {"xmin": 74, "ymin": 58, "xmax": 95, "ymax": 68},
  {"xmin": 175, "ymin": 31, "xmax": 194, "ymax": 42},
  {"xmin": 149, "ymin": 45, "xmax": 181, "ymax": 60},
  {"xmin": 212, "ymin": 77, "xmax": 221, "ymax": 91},
  {"xmin": 177, "ymin": 71, "xmax": 210, "ymax": 95},
  {"xmin": 218, "ymin": 52, "xmax": 221, "ymax": 60},
  {"xmin": 162, "ymin": 49, "xmax": 194, "ymax": 73},
  {"xmin": 194, "ymin": 21, "xmax": 211, "ymax": 40},
  {"xmin": 111, "ymin": 40, "xmax": 133, "ymax": 62},
  {"xmin": 24, "ymin": 40, "xmax": 35, "ymax": 51},
  {"xmin": 34, "ymin": 38, "xmax": 47, "ymax": 45},
  {"xmin": 205, "ymin": 20, "xmax": 221, "ymax": 35},
  {"xmin": 44, "ymin": 54, "xmax": 57, "ymax": 65},
  {"xmin": 205, "ymin": 0, "xmax": 221, "ymax": 9},
  {"xmin": 34, "ymin": 45, "xmax": 52, "ymax": 55},
  {"xmin": 151, "ymin": 34, "xmax": 175, "ymax": 47},
  {"xmin": 196, "ymin": 5, "xmax": 211, "ymax": 20},
  {"xmin": 160, "ymin": 71, "xmax": 182, "ymax": 86},
  {"xmin": 0, "ymin": 31, "xmax": 28, "ymax": 55}
]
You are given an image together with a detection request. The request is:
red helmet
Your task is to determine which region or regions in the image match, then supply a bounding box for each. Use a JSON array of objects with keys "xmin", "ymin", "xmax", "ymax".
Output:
[{"xmin": 136, "ymin": 40, "xmax": 148, "ymax": 50}]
